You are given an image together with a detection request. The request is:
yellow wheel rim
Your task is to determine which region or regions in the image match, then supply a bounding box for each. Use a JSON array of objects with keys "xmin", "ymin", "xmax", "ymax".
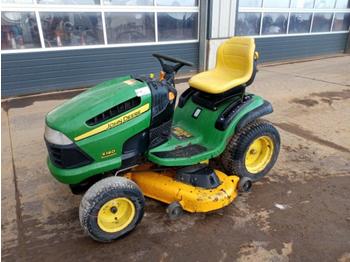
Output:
[
  {"xmin": 245, "ymin": 136, "xmax": 274, "ymax": 174},
  {"xmin": 97, "ymin": 197, "xmax": 135, "ymax": 233}
]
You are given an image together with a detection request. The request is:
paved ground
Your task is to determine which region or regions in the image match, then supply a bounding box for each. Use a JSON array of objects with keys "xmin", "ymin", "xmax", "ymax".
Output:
[{"xmin": 2, "ymin": 55, "xmax": 350, "ymax": 262}]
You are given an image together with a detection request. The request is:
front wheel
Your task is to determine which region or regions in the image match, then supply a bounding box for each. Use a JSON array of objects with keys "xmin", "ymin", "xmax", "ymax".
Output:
[
  {"xmin": 79, "ymin": 176, "xmax": 144, "ymax": 242},
  {"xmin": 218, "ymin": 119, "xmax": 280, "ymax": 181}
]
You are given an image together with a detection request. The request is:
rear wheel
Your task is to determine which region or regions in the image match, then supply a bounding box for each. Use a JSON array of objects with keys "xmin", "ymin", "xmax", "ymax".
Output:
[
  {"xmin": 79, "ymin": 176, "xmax": 144, "ymax": 242},
  {"xmin": 218, "ymin": 119, "xmax": 280, "ymax": 181}
]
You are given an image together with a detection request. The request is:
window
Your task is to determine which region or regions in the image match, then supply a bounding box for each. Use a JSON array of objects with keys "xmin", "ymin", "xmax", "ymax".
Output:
[
  {"xmin": 314, "ymin": 0, "xmax": 335, "ymax": 8},
  {"xmin": 262, "ymin": 13, "xmax": 288, "ymax": 35},
  {"xmin": 1, "ymin": 12, "xmax": 41, "ymax": 50},
  {"xmin": 290, "ymin": 0, "xmax": 314, "ymax": 8},
  {"xmin": 312, "ymin": 13, "xmax": 333, "ymax": 32},
  {"xmin": 237, "ymin": 0, "xmax": 350, "ymax": 36},
  {"xmin": 1, "ymin": 0, "xmax": 33, "ymax": 3},
  {"xmin": 103, "ymin": 0, "xmax": 153, "ymax": 5},
  {"xmin": 289, "ymin": 13, "xmax": 312, "ymax": 33},
  {"xmin": 238, "ymin": 0, "xmax": 262, "ymax": 7},
  {"xmin": 1, "ymin": 1, "xmax": 199, "ymax": 52},
  {"xmin": 332, "ymin": 13, "xmax": 350, "ymax": 31},
  {"xmin": 156, "ymin": 0, "xmax": 198, "ymax": 6},
  {"xmin": 335, "ymin": 0, "xmax": 350, "ymax": 8},
  {"xmin": 105, "ymin": 12, "xmax": 155, "ymax": 43},
  {"xmin": 157, "ymin": 12, "xmax": 198, "ymax": 41},
  {"xmin": 40, "ymin": 12, "xmax": 104, "ymax": 47},
  {"xmin": 38, "ymin": 0, "xmax": 100, "ymax": 4},
  {"xmin": 264, "ymin": 0, "xmax": 290, "ymax": 8},
  {"xmin": 236, "ymin": 12, "xmax": 261, "ymax": 36}
]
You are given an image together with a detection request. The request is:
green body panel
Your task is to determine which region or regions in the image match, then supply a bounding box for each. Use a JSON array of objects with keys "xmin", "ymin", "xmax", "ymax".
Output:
[
  {"xmin": 46, "ymin": 75, "xmax": 149, "ymax": 140},
  {"xmin": 148, "ymin": 94, "xmax": 264, "ymax": 166},
  {"xmin": 46, "ymin": 74, "xmax": 265, "ymax": 185},
  {"xmin": 46, "ymin": 76, "xmax": 152, "ymax": 184},
  {"xmin": 48, "ymin": 156, "xmax": 122, "ymax": 184}
]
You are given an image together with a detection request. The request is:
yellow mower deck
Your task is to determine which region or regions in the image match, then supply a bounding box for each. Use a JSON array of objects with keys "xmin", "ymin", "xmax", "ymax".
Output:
[{"xmin": 125, "ymin": 166, "xmax": 240, "ymax": 213}]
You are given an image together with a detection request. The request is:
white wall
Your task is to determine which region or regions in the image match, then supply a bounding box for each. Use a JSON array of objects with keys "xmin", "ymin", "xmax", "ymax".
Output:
[
  {"xmin": 208, "ymin": 0, "xmax": 237, "ymax": 69},
  {"xmin": 210, "ymin": 0, "xmax": 237, "ymax": 38}
]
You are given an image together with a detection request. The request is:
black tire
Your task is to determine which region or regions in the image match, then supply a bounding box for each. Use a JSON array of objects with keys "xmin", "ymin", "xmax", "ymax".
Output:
[
  {"xmin": 218, "ymin": 119, "xmax": 280, "ymax": 181},
  {"xmin": 166, "ymin": 202, "xmax": 184, "ymax": 220},
  {"xmin": 79, "ymin": 176, "xmax": 144, "ymax": 242},
  {"xmin": 238, "ymin": 177, "xmax": 252, "ymax": 192}
]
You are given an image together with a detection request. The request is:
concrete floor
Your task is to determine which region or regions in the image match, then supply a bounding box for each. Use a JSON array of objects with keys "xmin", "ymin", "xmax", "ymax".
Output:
[{"xmin": 1, "ymin": 55, "xmax": 350, "ymax": 262}]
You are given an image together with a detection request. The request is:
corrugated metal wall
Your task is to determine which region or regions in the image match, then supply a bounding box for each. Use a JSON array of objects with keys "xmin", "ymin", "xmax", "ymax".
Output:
[
  {"xmin": 1, "ymin": 43, "xmax": 199, "ymax": 97},
  {"xmin": 255, "ymin": 33, "xmax": 348, "ymax": 62}
]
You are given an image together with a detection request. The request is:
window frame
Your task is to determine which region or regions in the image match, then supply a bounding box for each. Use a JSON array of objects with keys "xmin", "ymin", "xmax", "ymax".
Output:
[
  {"xmin": 1, "ymin": 1, "xmax": 200, "ymax": 53},
  {"xmin": 237, "ymin": 0, "xmax": 350, "ymax": 37},
  {"xmin": 332, "ymin": 12, "xmax": 350, "ymax": 30},
  {"xmin": 157, "ymin": 11, "xmax": 199, "ymax": 41},
  {"xmin": 236, "ymin": 12, "xmax": 262, "ymax": 36},
  {"xmin": 104, "ymin": 11, "xmax": 156, "ymax": 44},
  {"xmin": 1, "ymin": 11, "xmax": 42, "ymax": 49},
  {"xmin": 288, "ymin": 12, "xmax": 313, "ymax": 34},
  {"xmin": 261, "ymin": 12, "xmax": 289, "ymax": 35}
]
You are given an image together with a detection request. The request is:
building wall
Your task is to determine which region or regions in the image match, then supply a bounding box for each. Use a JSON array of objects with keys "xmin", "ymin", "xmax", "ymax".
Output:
[
  {"xmin": 207, "ymin": 32, "xmax": 348, "ymax": 68},
  {"xmin": 255, "ymin": 32, "xmax": 348, "ymax": 62},
  {"xmin": 2, "ymin": 43, "xmax": 199, "ymax": 97},
  {"xmin": 207, "ymin": 0, "xmax": 350, "ymax": 69},
  {"xmin": 1, "ymin": 3, "xmax": 200, "ymax": 97},
  {"xmin": 2, "ymin": 1, "xmax": 349, "ymax": 97}
]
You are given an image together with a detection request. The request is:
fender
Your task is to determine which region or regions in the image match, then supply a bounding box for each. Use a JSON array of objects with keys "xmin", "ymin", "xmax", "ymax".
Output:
[
  {"xmin": 235, "ymin": 100, "xmax": 273, "ymax": 132},
  {"xmin": 215, "ymin": 95, "xmax": 254, "ymax": 131},
  {"xmin": 147, "ymin": 95, "xmax": 271, "ymax": 167}
]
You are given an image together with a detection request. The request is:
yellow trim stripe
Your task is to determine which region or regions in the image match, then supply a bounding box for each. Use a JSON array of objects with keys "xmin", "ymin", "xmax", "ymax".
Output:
[{"xmin": 75, "ymin": 103, "xmax": 150, "ymax": 141}]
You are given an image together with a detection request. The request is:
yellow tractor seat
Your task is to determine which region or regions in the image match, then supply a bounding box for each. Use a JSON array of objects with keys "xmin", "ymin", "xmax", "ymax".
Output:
[{"xmin": 189, "ymin": 37, "xmax": 256, "ymax": 94}]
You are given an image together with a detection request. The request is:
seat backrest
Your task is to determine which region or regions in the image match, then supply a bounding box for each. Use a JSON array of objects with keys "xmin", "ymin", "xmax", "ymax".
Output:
[{"xmin": 216, "ymin": 37, "xmax": 255, "ymax": 75}]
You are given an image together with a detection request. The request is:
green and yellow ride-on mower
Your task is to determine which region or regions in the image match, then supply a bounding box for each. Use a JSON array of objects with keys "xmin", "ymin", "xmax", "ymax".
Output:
[{"xmin": 44, "ymin": 37, "xmax": 280, "ymax": 242}]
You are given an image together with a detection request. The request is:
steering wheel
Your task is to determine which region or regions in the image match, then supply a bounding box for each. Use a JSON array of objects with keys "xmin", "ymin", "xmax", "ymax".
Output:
[{"xmin": 152, "ymin": 53, "xmax": 194, "ymax": 75}]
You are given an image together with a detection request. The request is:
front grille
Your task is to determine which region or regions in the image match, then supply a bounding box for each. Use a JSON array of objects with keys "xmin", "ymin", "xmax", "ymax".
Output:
[{"xmin": 46, "ymin": 140, "xmax": 92, "ymax": 169}]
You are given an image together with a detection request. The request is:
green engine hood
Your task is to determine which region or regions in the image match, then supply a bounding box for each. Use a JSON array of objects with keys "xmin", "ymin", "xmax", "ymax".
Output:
[{"xmin": 46, "ymin": 75, "xmax": 148, "ymax": 140}]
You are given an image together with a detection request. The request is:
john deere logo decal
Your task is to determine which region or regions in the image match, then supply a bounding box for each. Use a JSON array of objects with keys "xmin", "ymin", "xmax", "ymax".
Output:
[{"xmin": 75, "ymin": 103, "xmax": 150, "ymax": 141}]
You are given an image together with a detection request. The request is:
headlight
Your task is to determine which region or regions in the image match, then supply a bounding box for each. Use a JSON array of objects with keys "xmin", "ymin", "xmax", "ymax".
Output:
[{"xmin": 44, "ymin": 125, "xmax": 73, "ymax": 145}]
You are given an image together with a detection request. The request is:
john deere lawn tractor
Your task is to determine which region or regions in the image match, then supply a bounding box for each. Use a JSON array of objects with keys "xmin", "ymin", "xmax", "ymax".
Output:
[{"xmin": 44, "ymin": 37, "xmax": 280, "ymax": 242}]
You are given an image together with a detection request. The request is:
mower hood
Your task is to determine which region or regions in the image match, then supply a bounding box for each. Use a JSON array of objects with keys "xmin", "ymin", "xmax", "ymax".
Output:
[{"xmin": 46, "ymin": 75, "xmax": 149, "ymax": 140}]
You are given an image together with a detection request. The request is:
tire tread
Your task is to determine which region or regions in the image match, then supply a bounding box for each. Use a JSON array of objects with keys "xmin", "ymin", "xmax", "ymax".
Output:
[
  {"xmin": 218, "ymin": 119, "xmax": 280, "ymax": 180},
  {"xmin": 79, "ymin": 176, "xmax": 144, "ymax": 242}
]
